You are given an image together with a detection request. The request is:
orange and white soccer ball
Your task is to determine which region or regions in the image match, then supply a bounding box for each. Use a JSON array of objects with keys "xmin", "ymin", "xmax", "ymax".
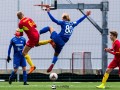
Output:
[{"xmin": 49, "ymin": 73, "xmax": 58, "ymax": 81}]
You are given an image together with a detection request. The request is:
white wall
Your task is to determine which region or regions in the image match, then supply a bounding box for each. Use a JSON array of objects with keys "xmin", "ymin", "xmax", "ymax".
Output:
[{"xmin": 0, "ymin": 0, "xmax": 120, "ymax": 70}]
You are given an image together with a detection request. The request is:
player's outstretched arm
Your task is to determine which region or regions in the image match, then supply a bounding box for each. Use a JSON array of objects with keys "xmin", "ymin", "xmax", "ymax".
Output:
[
  {"xmin": 46, "ymin": 8, "xmax": 62, "ymax": 25},
  {"xmin": 74, "ymin": 11, "xmax": 91, "ymax": 27}
]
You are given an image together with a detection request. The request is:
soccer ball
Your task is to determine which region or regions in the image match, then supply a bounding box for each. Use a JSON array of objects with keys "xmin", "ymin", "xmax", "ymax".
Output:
[
  {"xmin": 51, "ymin": 84, "xmax": 56, "ymax": 89},
  {"xmin": 49, "ymin": 73, "xmax": 58, "ymax": 81}
]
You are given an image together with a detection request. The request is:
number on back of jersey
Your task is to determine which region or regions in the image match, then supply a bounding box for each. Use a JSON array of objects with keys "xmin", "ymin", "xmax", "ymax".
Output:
[{"xmin": 65, "ymin": 25, "xmax": 73, "ymax": 35}]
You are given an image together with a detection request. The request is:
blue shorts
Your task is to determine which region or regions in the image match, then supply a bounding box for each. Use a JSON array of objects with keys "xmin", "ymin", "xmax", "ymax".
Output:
[
  {"xmin": 50, "ymin": 31, "xmax": 65, "ymax": 54},
  {"xmin": 13, "ymin": 55, "xmax": 26, "ymax": 69}
]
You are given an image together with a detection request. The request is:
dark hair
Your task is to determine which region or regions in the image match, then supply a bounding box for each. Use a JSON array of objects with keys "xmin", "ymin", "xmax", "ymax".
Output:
[
  {"xmin": 17, "ymin": 11, "xmax": 24, "ymax": 19},
  {"xmin": 62, "ymin": 15, "xmax": 70, "ymax": 21},
  {"xmin": 110, "ymin": 31, "xmax": 118, "ymax": 38},
  {"xmin": 62, "ymin": 13, "xmax": 70, "ymax": 21}
]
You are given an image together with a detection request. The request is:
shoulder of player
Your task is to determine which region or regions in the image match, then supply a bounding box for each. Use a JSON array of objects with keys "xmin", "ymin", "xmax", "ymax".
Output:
[
  {"xmin": 20, "ymin": 17, "xmax": 32, "ymax": 22},
  {"xmin": 64, "ymin": 21, "xmax": 75, "ymax": 25},
  {"xmin": 113, "ymin": 39, "xmax": 120, "ymax": 45},
  {"xmin": 20, "ymin": 37, "xmax": 26, "ymax": 41},
  {"xmin": 62, "ymin": 20, "xmax": 70, "ymax": 24},
  {"xmin": 20, "ymin": 17, "xmax": 26, "ymax": 22},
  {"xmin": 11, "ymin": 37, "xmax": 17, "ymax": 42},
  {"xmin": 115, "ymin": 39, "xmax": 120, "ymax": 43},
  {"xmin": 26, "ymin": 17, "xmax": 34, "ymax": 21}
]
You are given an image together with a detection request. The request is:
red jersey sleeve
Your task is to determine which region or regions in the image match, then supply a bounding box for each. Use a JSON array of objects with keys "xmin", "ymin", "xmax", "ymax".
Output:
[
  {"xmin": 109, "ymin": 40, "xmax": 120, "ymax": 55},
  {"xmin": 108, "ymin": 51, "xmax": 116, "ymax": 55},
  {"xmin": 110, "ymin": 48, "xmax": 113, "ymax": 51},
  {"xmin": 19, "ymin": 22, "xmax": 23, "ymax": 29}
]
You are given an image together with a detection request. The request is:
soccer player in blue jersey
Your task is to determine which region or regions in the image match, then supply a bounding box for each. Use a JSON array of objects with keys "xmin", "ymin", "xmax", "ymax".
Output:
[
  {"xmin": 7, "ymin": 30, "xmax": 29, "ymax": 85},
  {"xmin": 39, "ymin": 8, "xmax": 91, "ymax": 73}
]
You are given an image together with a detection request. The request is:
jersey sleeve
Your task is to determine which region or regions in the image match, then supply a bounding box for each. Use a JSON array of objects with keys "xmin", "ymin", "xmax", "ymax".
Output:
[
  {"xmin": 18, "ymin": 22, "xmax": 24, "ymax": 32},
  {"xmin": 73, "ymin": 15, "xmax": 87, "ymax": 27},
  {"xmin": 8, "ymin": 39, "xmax": 13, "ymax": 57},
  {"xmin": 108, "ymin": 51, "xmax": 120, "ymax": 55},
  {"xmin": 108, "ymin": 51, "xmax": 116, "ymax": 55},
  {"xmin": 19, "ymin": 22, "xmax": 23, "ymax": 29},
  {"xmin": 109, "ymin": 41, "xmax": 120, "ymax": 55},
  {"xmin": 110, "ymin": 48, "xmax": 113, "ymax": 51},
  {"xmin": 47, "ymin": 12, "xmax": 63, "ymax": 25}
]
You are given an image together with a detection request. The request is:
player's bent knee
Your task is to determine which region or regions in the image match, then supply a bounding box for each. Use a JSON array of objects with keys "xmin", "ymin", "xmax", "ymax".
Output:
[
  {"xmin": 22, "ymin": 51, "xmax": 27, "ymax": 56},
  {"xmin": 49, "ymin": 26, "xmax": 54, "ymax": 33},
  {"xmin": 106, "ymin": 68, "xmax": 112, "ymax": 74},
  {"xmin": 22, "ymin": 52, "xmax": 26, "ymax": 56}
]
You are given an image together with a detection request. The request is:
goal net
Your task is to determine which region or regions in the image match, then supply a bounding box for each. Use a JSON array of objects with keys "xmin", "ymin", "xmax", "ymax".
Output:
[{"xmin": 72, "ymin": 52, "xmax": 93, "ymax": 75}]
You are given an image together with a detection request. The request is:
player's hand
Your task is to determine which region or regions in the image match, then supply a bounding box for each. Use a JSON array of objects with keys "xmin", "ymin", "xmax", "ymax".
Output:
[
  {"xmin": 46, "ymin": 8, "xmax": 50, "ymax": 12},
  {"xmin": 6, "ymin": 56, "xmax": 11, "ymax": 63},
  {"xmin": 104, "ymin": 48, "xmax": 111, "ymax": 52},
  {"xmin": 86, "ymin": 11, "xmax": 91, "ymax": 16}
]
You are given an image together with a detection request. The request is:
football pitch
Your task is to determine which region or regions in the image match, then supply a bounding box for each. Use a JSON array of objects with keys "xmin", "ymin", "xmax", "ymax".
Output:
[{"xmin": 0, "ymin": 82, "xmax": 120, "ymax": 90}]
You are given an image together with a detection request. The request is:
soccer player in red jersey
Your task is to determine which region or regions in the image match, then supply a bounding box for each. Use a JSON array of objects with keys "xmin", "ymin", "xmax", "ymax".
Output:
[
  {"xmin": 97, "ymin": 31, "xmax": 120, "ymax": 89},
  {"xmin": 17, "ymin": 11, "xmax": 52, "ymax": 74}
]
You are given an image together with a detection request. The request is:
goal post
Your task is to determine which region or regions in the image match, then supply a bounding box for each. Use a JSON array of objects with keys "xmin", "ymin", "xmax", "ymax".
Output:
[{"xmin": 72, "ymin": 52, "xmax": 93, "ymax": 75}]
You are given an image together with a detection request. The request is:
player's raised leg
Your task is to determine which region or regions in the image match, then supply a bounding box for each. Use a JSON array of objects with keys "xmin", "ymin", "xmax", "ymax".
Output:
[
  {"xmin": 39, "ymin": 26, "xmax": 53, "ymax": 34},
  {"xmin": 36, "ymin": 39, "xmax": 56, "ymax": 48},
  {"xmin": 47, "ymin": 52, "xmax": 59, "ymax": 73},
  {"xmin": 47, "ymin": 45, "xmax": 64, "ymax": 73},
  {"xmin": 22, "ymin": 45, "xmax": 36, "ymax": 74},
  {"xmin": 46, "ymin": 29, "xmax": 65, "ymax": 73},
  {"xmin": 36, "ymin": 39, "xmax": 51, "ymax": 46},
  {"xmin": 38, "ymin": 26, "xmax": 56, "ymax": 48}
]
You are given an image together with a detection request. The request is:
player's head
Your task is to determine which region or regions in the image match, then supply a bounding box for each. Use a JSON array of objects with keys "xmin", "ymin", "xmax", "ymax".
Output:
[
  {"xmin": 14, "ymin": 28, "xmax": 21, "ymax": 37},
  {"xmin": 110, "ymin": 31, "xmax": 118, "ymax": 41},
  {"xmin": 17, "ymin": 11, "xmax": 24, "ymax": 20},
  {"xmin": 62, "ymin": 13, "xmax": 70, "ymax": 21}
]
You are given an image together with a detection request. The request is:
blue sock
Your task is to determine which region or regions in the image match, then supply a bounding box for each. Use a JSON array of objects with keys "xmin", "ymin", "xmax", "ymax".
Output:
[
  {"xmin": 52, "ymin": 56, "xmax": 58, "ymax": 64},
  {"xmin": 10, "ymin": 71, "xmax": 15, "ymax": 79},
  {"xmin": 23, "ymin": 71, "xmax": 27, "ymax": 82},
  {"xmin": 39, "ymin": 26, "xmax": 50, "ymax": 34}
]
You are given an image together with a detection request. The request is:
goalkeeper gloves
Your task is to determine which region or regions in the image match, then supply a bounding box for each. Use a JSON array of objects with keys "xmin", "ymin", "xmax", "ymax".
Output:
[{"xmin": 6, "ymin": 56, "xmax": 11, "ymax": 63}]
